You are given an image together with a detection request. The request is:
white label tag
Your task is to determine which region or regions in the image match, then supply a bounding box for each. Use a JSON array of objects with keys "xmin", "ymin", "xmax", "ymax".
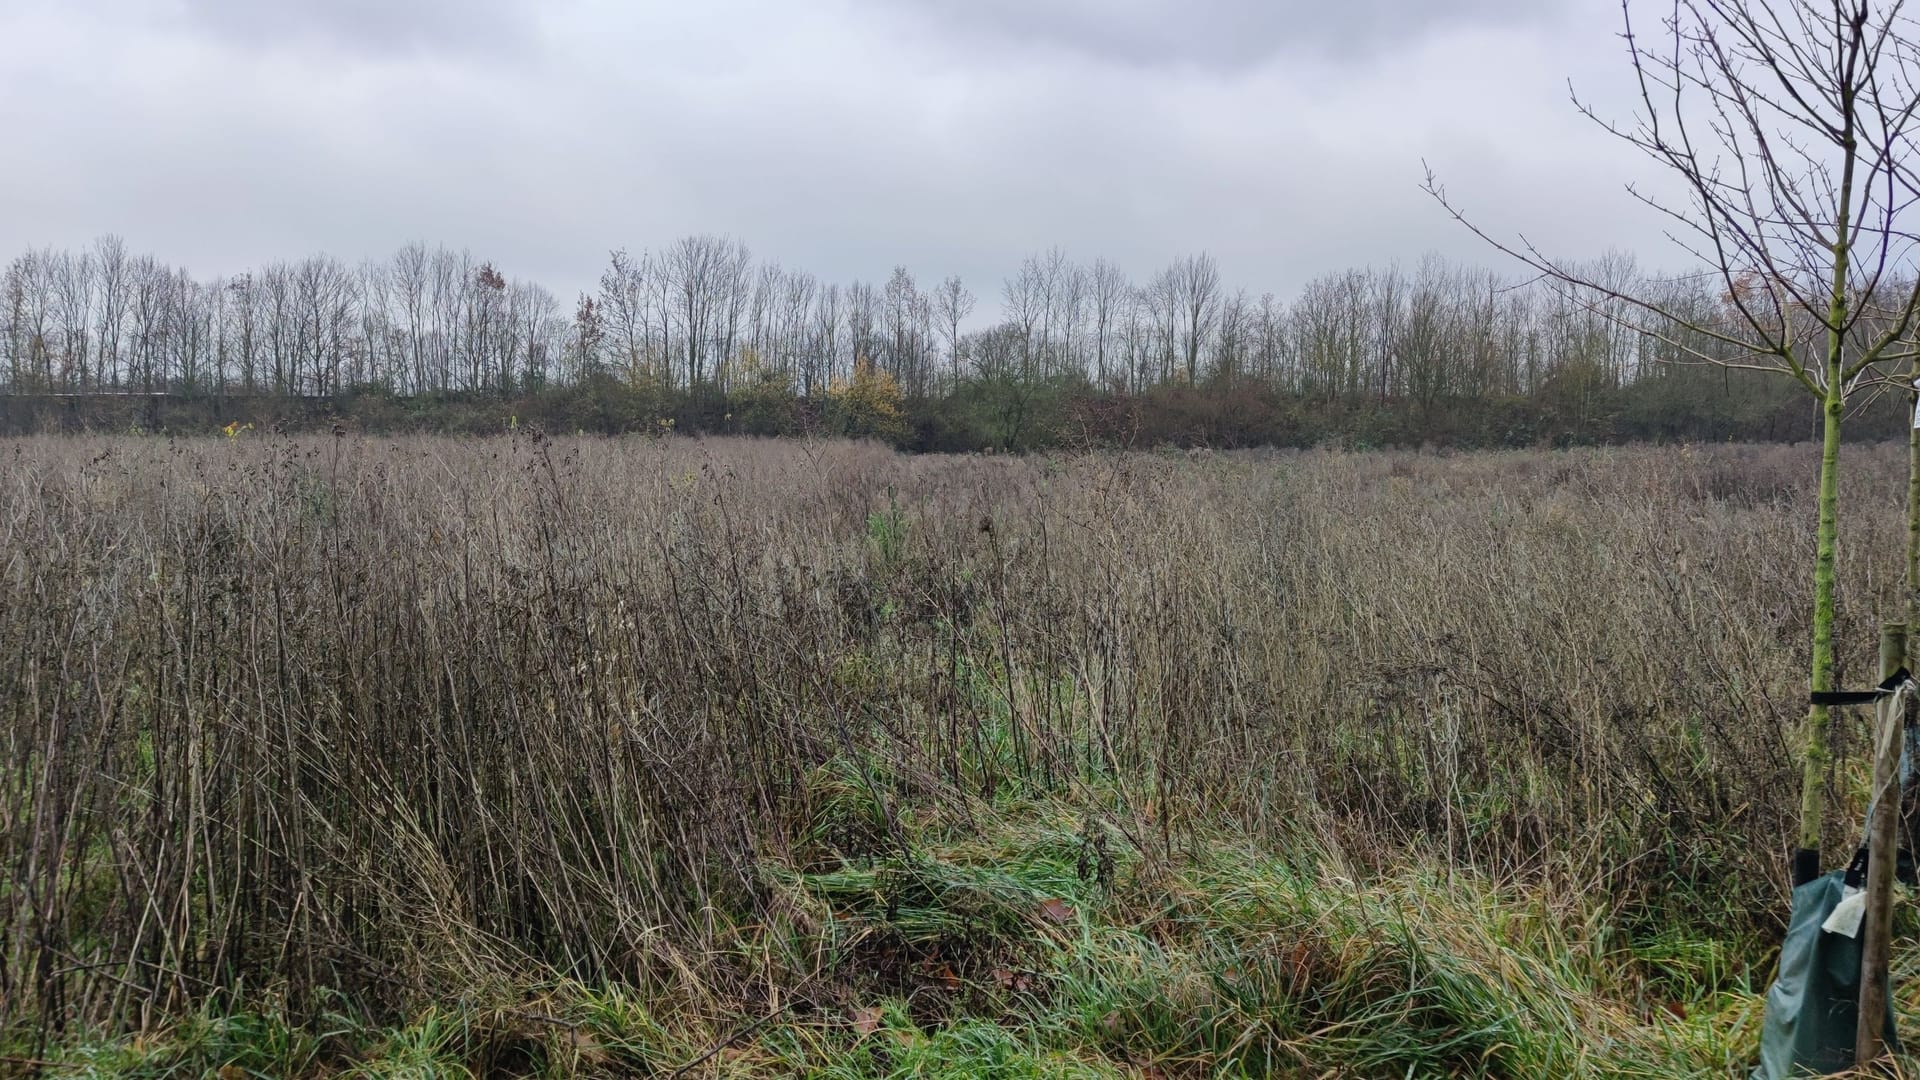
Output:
[{"xmin": 1823, "ymin": 886, "xmax": 1868, "ymax": 937}]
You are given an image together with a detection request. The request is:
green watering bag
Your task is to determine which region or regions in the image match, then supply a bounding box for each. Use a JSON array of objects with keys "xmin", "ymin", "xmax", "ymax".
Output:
[{"xmin": 1752, "ymin": 869, "xmax": 1897, "ymax": 1079}]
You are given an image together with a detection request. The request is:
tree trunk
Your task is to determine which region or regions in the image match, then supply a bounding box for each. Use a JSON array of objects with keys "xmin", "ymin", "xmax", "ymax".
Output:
[
  {"xmin": 1856, "ymin": 623, "xmax": 1907, "ymax": 1062},
  {"xmin": 1909, "ymin": 356, "xmax": 1919, "ymax": 627},
  {"xmin": 1798, "ymin": 377, "xmax": 1844, "ymax": 877}
]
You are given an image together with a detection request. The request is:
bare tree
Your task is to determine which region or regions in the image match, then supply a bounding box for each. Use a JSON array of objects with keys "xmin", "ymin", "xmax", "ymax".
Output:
[
  {"xmin": 427, "ymin": 248, "xmax": 470, "ymax": 393},
  {"xmin": 779, "ymin": 270, "xmax": 816, "ymax": 390},
  {"xmin": 1172, "ymin": 253, "xmax": 1221, "ymax": 384},
  {"xmin": 513, "ymin": 281, "xmax": 561, "ymax": 389},
  {"xmin": 2, "ymin": 259, "xmax": 28, "ymax": 391},
  {"xmin": 1253, "ymin": 292, "xmax": 1284, "ymax": 386},
  {"xmin": 355, "ymin": 259, "xmax": 392, "ymax": 390},
  {"xmin": 1371, "ymin": 264, "xmax": 1403, "ymax": 402},
  {"xmin": 52, "ymin": 250, "xmax": 93, "ymax": 389},
  {"xmin": 715, "ymin": 239, "xmax": 753, "ymax": 392},
  {"xmin": 7, "ymin": 251, "xmax": 52, "ymax": 389},
  {"xmin": 165, "ymin": 267, "xmax": 213, "ymax": 391},
  {"xmin": 1401, "ymin": 256, "xmax": 1455, "ymax": 411},
  {"xmin": 127, "ymin": 255, "xmax": 165, "ymax": 393},
  {"xmin": 933, "ymin": 274, "xmax": 974, "ymax": 387},
  {"xmin": 468, "ymin": 261, "xmax": 507, "ymax": 393},
  {"xmin": 666, "ymin": 235, "xmax": 750, "ymax": 389},
  {"xmin": 1004, "ymin": 257, "xmax": 1045, "ymax": 372},
  {"xmin": 811, "ymin": 282, "xmax": 842, "ymax": 389},
  {"xmin": 749, "ymin": 262, "xmax": 782, "ymax": 367},
  {"xmin": 1426, "ymin": 0, "xmax": 1920, "ymax": 882},
  {"xmin": 883, "ymin": 266, "xmax": 922, "ymax": 390},
  {"xmin": 599, "ymin": 249, "xmax": 653, "ymax": 385},
  {"xmin": 392, "ymin": 242, "xmax": 429, "ymax": 393},
  {"xmin": 1035, "ymin": 246, "xmax": 1070, "ymax": 371},
  {"xmin": 1056, "ymin": 259, "xmax": 1089, "ymax": 377},
  {"xmin": 1141, "ymin": 270, "xmax": 1178, "ymax": 384},
  {"xmin": 845, "ymin": 280, "xmax": 879, "ymax": 373},
  {"xmin": 92, "ymin": 236, "xmax": 128, "ymax": 389},
  {"xmin": 226, "ymin": 273, "xmax": 260, "ymax": 393},
  {"xmin": 1089, "ymin": 259, "xmax": 1129, "ymax": 389},
  {"xmin": 1215, "ymin": 289, "xmax": 1250, "ymax": 382},
  {"xmin": 570, "ymin": 292, "xmax": 605, "ymax": 382}
]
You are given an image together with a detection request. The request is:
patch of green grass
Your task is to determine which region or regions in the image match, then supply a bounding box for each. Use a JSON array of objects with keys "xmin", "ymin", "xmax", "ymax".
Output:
[
  {"xmin": 8, "ymin": 798, "xmax": 1855, "ymax": 1079},
  {"xmin": 754, "ymin": 804, "xmax": 1766, "ymax": 1078},
  {"xmin": 25, "ymin": 1008, "xmax": 334, "ymax": 1079},
  {"xmin": 761, "ymin": 1004, "xmax": 1129, "ymax": 1079}
]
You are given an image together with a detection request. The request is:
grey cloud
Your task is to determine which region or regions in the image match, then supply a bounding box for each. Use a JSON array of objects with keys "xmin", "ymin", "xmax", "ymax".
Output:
[
  {"xmin": 0, "ymin": 0, "xmax": 1669, "ymax": 312},
  {"xmin": 170, "ymin": 0, "xmax": 541, "ymax": 56},
  {"xmin": 889, "ymin": 0, "xmax": 1564, "ymax": 68}
]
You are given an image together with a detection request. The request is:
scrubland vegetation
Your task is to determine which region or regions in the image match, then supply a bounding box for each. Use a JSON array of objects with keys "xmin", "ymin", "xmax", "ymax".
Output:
[
  {"xmin": 3, "ymin": 433, "xmax": 1919, "ymax": 1077},
  {"xmin": 8, "ymin": 235, "xmax": 1908, "ymax": 452}
]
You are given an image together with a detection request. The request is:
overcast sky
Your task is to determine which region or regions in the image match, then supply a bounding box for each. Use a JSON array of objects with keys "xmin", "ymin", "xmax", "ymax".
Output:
[{"xmin": 0, "ymin": 0, "xmax": 1679, "ymax": 307}]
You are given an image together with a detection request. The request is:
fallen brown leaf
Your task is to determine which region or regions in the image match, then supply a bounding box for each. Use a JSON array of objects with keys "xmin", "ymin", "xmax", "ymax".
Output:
[{"xmin": 1038, "ymin": 897, "xmax": 1075, "ymax": 925}]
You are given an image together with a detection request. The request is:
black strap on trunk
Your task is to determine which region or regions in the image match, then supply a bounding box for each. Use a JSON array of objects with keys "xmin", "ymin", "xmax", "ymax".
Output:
[
  {"xmin": 1795, "ymin": 670, "xmax": 1916, "ymax": 885},
  {"xmin": 1811, "ymin": 668, "xmax": 1913, "ymax": 707},
  {"xmin": 1793, "ymin": 847, "xmax": 1822, "ymax": 887}
]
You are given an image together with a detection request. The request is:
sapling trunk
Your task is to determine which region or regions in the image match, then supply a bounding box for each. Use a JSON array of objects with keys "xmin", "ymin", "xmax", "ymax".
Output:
[
  {"xmin": 1909, "ymin": 355, "xmax": 1919, "ymax": 627},
  {"xmin": 1798, "ymin": 381, "xmax": 1845, "ymax": 869},
  {"xmin": 1796, "ymin": 132, "xmax": 1859, "ymax": 878}
]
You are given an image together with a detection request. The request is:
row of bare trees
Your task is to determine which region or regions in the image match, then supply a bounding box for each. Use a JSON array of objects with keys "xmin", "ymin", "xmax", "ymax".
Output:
[
  {"xmin": 0, "ymin": 238, "xmax": 565, "ymax": 397},
  {"xmin": 1, "ymin": 233, "xmax": 1758, "ymax": 404},
  {"xmin": 583, "ymin": 245, "xmax": 1741, "ymax": 405}
]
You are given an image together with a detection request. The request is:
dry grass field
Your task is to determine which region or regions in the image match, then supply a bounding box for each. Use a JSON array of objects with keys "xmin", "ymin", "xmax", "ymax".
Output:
[{"xmin": 3, "ymin": 433, "xmax": 1916, "ymax": 1076}]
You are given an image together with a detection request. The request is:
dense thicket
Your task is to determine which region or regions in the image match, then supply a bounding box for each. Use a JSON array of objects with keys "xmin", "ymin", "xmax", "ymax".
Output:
[
  {"xmin": 1, "ymin": 436, "xmax": 1906, "ymax": 1042},
  {"xmin": 7, "ymin": 238, "xmax": 1906, "ymax": 447}
]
